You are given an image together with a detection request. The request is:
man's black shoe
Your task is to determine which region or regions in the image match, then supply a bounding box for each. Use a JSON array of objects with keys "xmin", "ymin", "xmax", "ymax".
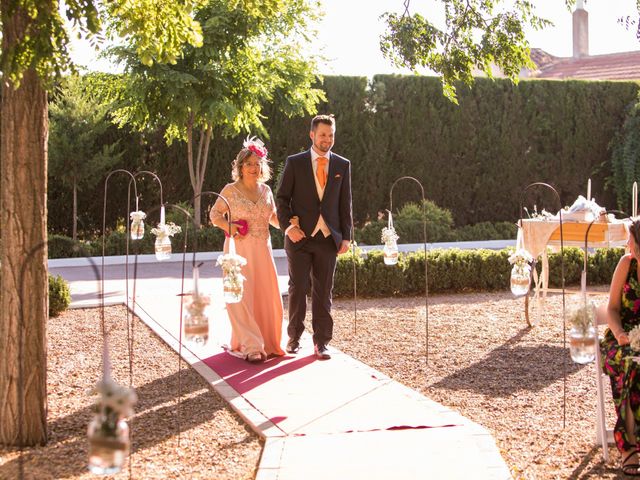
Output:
[
  {"xmin": 314, "ymin": 344, "xmax": 331, "ymax": 360},
  {"xmin": 286, "ymin": 338, "xmax": 300, "ymax": 354}
]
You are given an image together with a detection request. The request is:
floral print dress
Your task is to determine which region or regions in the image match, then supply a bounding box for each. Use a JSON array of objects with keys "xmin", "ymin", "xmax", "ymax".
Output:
[{"xmin": 601, "ymin": 257, "xmax": 640, "ymax": 451}]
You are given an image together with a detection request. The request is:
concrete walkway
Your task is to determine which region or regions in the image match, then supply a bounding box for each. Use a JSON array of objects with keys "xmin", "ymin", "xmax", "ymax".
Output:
[{"xmin": 50, "ymin": 244, "xmax": 512, "ymax": 479}]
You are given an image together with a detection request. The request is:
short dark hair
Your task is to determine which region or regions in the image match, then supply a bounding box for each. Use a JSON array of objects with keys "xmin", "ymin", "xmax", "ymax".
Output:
[{"xmin": 310, "ymin": 114, "xmax": 335, "ymax": 131}]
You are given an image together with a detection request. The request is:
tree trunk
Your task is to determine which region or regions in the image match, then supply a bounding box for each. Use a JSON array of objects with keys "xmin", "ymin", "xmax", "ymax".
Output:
[
  {"xmin": 0, "ymin": 6, "xmax": 49, "ymax": 446},
  {"xmin": 72, "ymin": 180, "xmax": 77, "ymax": 241}
]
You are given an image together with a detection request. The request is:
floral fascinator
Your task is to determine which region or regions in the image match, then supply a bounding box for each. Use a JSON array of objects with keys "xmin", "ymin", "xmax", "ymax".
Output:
[{"xmin": 243, "ymin": 135, "xmax": 268, "ymax": 159}]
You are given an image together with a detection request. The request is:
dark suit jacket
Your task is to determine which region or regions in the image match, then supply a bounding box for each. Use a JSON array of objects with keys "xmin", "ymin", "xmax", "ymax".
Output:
[{"xmin": 276, "ymin": 149, "xmax": 352, "ymax": 249}]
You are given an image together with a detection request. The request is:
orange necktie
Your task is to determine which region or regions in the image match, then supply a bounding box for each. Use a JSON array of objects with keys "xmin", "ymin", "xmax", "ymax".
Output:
[{"xmin": 316, "ymin": 156, "xmax": 328, "ymax": 188}]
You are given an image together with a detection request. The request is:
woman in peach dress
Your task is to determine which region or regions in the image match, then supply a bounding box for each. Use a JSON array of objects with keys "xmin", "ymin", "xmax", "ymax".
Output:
[{"xmin": 210, "ymin": 137, "xmax": 285, "ymax": 363}]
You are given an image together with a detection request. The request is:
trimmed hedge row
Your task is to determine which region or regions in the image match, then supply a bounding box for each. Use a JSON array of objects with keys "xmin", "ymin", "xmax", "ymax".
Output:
[
  {"xmin": 333, "ymin": 247, "xmax": 623, "ymax": 297},
  {"xmin": 47, "ymin": 225, "xmax": 285, "ymax": 259},
  {"xmin": 48, "ymin": 75, "xmax": 639, "ymax": 236}
]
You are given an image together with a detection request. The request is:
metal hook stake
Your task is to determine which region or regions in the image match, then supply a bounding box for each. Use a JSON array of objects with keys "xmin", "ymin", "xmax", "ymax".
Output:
[
  {"xmin": 389, "ymin": 176, "xmax": 429, "ymax": 366},
  {"xmin": 519, "ymin": 182, "xmax": 566, "ymax": 429}
]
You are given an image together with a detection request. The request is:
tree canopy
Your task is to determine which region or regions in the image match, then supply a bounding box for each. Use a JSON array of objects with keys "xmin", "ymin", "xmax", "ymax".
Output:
[
  {"xmin": 97, "ymin": 0, "xmax": 324, "ymax": 225},
  {"xmin": 380, "ymin": 0, "xmax": 554, "ymax": 102},
  {"xmin": 0, "ymin": 0, "xmax": 204, "ymax": 88}
]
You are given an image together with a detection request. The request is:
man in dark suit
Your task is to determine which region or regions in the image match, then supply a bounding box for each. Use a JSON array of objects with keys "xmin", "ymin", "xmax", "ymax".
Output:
[{"xmin": 276, "ymin": 114, "xmax": 352, "ymax": 360}]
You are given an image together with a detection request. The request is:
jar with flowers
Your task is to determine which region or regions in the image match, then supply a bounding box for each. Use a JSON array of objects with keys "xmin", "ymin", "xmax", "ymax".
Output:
[
  {"xmin": 568, "ymin": 301, "xmax": 596, "ymax": 364},
  {"xmin": 381, "ymin": 211, "xmax": 399, "ymax": 266},
  {"xmin": 87, "ymin": 377, "xmax": 136, "ymax": 474},
  {"xmin": 508, "ymin": 248, "xmax": 533, "ymax": 297},
  {"xmin": 216, "ymin": 238, "xmax": 247, "ymax": 303}
]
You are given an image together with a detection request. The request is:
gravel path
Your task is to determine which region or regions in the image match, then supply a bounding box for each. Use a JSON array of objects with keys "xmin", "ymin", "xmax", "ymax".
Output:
[
  {"xmin": 0, "ymin": 306, "xmax": 262, "ymax": 480},
  {"xmin": 0, "ymin": 290, "xmax": 624, "ymax": 479}
]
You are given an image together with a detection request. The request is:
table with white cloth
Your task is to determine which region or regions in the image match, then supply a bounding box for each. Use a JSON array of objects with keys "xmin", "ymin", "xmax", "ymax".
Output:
[{"xmin": 517, "ymin": 218, "xmax": 629, "ymax": 325}]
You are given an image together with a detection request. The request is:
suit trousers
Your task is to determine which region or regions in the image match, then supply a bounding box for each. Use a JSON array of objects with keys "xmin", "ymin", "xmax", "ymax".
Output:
[{"xmin": 285, "ymin": 232, "xmax": 337, "ymax": 346}]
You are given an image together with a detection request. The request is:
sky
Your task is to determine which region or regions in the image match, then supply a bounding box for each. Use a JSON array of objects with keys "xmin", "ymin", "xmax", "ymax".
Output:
[{"xmin": 71, "ymin": 0, "xmax": 640, "ymax": 77}]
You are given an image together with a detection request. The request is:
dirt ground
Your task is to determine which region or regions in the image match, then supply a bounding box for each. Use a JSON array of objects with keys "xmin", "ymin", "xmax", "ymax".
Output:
[
  {"xmin": 0, "ymin": 289, "xmax": 627, "ymax": 479},
  {"xmin": 0, "ymin": 305, "xmax": 262, "ymax": 480},
  {"xmin": 330, "ymin": 290, "xmax": 621, "ymax": 480}
]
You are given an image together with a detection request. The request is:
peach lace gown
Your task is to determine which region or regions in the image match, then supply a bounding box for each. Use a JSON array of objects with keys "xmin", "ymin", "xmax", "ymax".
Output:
[{"xmin": 211, "ymin": 183, "xmax": 285, "ymax": 359}]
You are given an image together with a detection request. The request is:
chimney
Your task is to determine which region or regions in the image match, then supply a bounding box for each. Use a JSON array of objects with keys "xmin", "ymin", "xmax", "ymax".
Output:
[{"xmin": 573, "ymin": 0, "xmax": 589, "ymax": 58}]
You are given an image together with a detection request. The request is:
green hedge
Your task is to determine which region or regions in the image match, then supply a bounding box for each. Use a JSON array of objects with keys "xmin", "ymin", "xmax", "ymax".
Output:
[
  {"xmin": 333, "ymin": 247, "xmax": 621, "ymax": 297},
  {"xmin": 49, "ymin": 75, "xmax": 639, "ymax": 236},
  {"xmin": 47, "ymin": 226, "xmax": 283, "ymax": 258}
]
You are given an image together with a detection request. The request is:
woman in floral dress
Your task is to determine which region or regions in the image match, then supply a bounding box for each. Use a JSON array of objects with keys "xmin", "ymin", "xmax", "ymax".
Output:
[
  {"xmin": 210, "ymin": 138, "xmax": 285, "ymax": 363},
  {"xmin": 602, "ymin": 218, "xmax": 640, "ymax": 475}
]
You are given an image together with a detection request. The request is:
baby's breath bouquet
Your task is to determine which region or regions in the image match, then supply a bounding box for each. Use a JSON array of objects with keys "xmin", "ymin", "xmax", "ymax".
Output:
[
  {"xmin": 381, "ymin": 226, "xmax": 399, "ymax": 244},
  {"xmin": 87, "ymin": 376, "xmax": 137, "ymax": 474},
  {"xmin": 569, "ymin": 303, "xmax": 594, "ymax": 336},
  {"xmin": 508, "ymin": 248, "xmax": 533, "ymax": 297},
  {"xmin": 508, "ymin": 249, "xmax": 533, "ymax": 272},
  {"xmin": 217, "ymin": 244, "xmax": 247, "ymax": 303},
  {"xmin": 151, "ymin": 222, "xmax": 181, "ymax": 261},
  {"xmin": 150, "ymin": 222, "xmax": 181, "ymax": 238},
  {"xmin": 568, "ymin": 300, "xmax": 597, "ymax": 364},
  {"xmin": 629, "ymin": 325, "xmax": 640, "ymax": 352},
  {"xmin": 382, "ymin": 210, "xmax": 399, "ymax": 266},
  {"xmin": 129, "ymin": 210, "xmax": 146, "ymax": 240}
]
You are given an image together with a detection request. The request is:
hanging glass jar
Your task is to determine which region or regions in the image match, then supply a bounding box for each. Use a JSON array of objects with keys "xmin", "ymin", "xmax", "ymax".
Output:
[
  {"xmin": 508, "ymin": 248, "xmax": 533, "ymax": 297},
  {"xmin": 129, "ymin": 210, "xmax": 146, "ymax": 240},
  {"xmin": 381, "ymin": 210, "xmax": 399, "ymax": 266},
  {"xmin": 184, "ymin": 267, "xmax": 210, "ymax": 345},
  {"xmin": 569, "ymin": 302, "xmax": 596, "ymax": 364},
  {"xmin": 510, "ymin": 263, "xmax": 531, "ymax": 297},
  {"xmin": 87, "ymin": 375, "xmax": 136, "ymax": 475},
  {"xmin": 216, "ymin": 237, "xmax": 246, "ymax": 304},
  {"xmin": 151, "ymin": 217, "xmax": 181, "ymax": 262},
  {"xmin": 154, "ymin": 234, "xmax": 172, "ymax": 261},
  {"xmin": 87, "ymin": 412, "xmax": 130, "ymax": 474}
]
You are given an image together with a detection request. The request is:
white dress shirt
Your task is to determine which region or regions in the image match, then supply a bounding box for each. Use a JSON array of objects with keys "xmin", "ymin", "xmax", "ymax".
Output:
[{"xmin": 310, "ymin": 148, "xmax": 331, "ymax": 237}]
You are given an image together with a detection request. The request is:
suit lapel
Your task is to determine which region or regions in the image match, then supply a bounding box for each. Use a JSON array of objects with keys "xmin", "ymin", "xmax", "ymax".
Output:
[
  {"xmin": 301, "ymin": 149, "xmax": 319, "ymax": 199},
  {"xmin": 324, "ymin": 152, "xmax": 338, "ymax": 197}
]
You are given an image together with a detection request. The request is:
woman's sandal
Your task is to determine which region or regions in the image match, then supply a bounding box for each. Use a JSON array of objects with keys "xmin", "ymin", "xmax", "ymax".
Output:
[
  {"xmin": 622, "ymin": 450, "xmax": 640, "ymax": 476},
  {"xmin": 246, "ymin": 352, "xmax": 264, "ymax": 364}
]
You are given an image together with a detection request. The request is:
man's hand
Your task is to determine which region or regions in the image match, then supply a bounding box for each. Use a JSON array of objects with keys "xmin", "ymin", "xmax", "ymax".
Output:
[
  {"xmin": 287, "ymin": 226, "xmax": 306, "ymax": 243},
  {"xmin": 337, "ymin": 240, "xmax": 350, "ymax": 255}
]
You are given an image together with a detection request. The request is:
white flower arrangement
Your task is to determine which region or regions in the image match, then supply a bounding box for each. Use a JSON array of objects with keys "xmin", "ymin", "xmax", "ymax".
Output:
[
  {"xmin": 88, "ymin": 377, "xmax": 137, "ymax": 418},
  {"xmin": 381, "ymin": 226, "xmax": 399, "ymax": 244},
  {"xmin": 569, "ymin": 304, "xmax": 594, "ymax": 335},
  {"xmin": 216, "ymin": 252, "xmax": 247, "ymax": 294},
  {"xmin": 629, "ymin": 325, "xmax": 640, "ymax": 352},
  {"xmin": 151, "ymin": 222, "xmax": 182, "ymax": 238},
  {"xmin": 186, "ymin": 292, "xmax": 211, "ymax": 318},
  {"xmin": 508, "ymin": 248, "xmax": 533, "ymax": 267},
  {"xmin": 524, "ymin": 205, "xmax": 555, "ymax": 220},
  {"xmin": 129, "ymin": 210, "xmax": 146, "ymax": 222}
]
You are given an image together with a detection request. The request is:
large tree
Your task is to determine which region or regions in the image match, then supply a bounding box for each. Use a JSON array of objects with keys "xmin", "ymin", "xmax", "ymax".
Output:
[
  {"xmin": 101, "ymin": 0, "xmax": 324, "ymax": 227},
  {"xmin": 0, "ymin": 0, "xmax": 202, "ymax": 446}
]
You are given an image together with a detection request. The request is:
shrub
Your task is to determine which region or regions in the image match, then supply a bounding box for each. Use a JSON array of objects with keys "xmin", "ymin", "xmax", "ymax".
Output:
[
  {"xmin": 49, "ymin": 274, "xmax": 71, "ymax": 317},
  {"xmin": 357, "ymin": 200, "xmax": 454, "ymax": 244},
  {"xmin": 48, "ymin": 234, "xmax": 97, "ymax": 258},
  {"xmin": 334, "ymin": 246, "xmax": 620, "ymax": 297},
  {"xmin": 451, "ymin": 221, "xmax": 517, "ymax": 241}
]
